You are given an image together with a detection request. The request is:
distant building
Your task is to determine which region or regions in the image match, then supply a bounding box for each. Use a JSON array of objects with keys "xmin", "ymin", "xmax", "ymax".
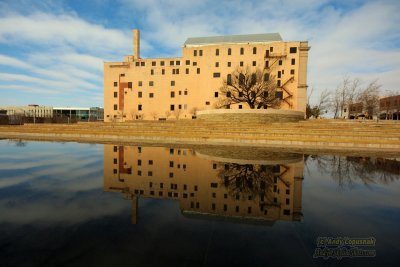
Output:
[
  {"xmin": 0, "ymin": 105, "xmax": 53, "ymax": 118},
  {"xmin": 104, "ymin": 29, "xmax": 310, "ymax": 121},
  {"xmin": 53, "ymin": 107, "xmax": 104, "ymax": 121},
  {"xmin": 379, "ymin": 95, "xmax": 400, "ymax": 120}
]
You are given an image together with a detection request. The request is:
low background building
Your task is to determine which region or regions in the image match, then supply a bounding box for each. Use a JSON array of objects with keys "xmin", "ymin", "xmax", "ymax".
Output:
[
  {"xmin": 380, "ymin": 95, "xmax": 400, "ymax": 120},
  {"xmin": 53, "ymin": 107, "xmax": 104, "ymax": 122}
]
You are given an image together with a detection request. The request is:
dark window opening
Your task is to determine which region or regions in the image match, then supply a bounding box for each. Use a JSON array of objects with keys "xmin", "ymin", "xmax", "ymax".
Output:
[
  {"xmin": 290, "ymin": 47, "xmax": 297, "ymax": 53},
  {"xmin": 240, "ymin": 47, "xmax": 244, "ymax": 55},
  {"xmin": 214, "ymin": 92, "xmax": 218, "ymax": 98},
  {"xmin": 114, "ymin": 82, "xmax": 118, "ymax": 87},
  {"xmin": 213, "ymin": 72, "xmax": 220, "ymax": 78},
  {"xmin": 128, "ymin": 82, "xmax": 132, "ymax": 88},
  {"xmin": 170, "ymin": 105, "xmax": 175, "ymax": 111},
  {"xmin": 138, "ymin": 104, "xmax": 142, "ymax": 111},
  {"xmin": 228, "ymin": 48, "xmax": 231, "ymax": 55},
  {"xmin": 216, "ymin": 49, "xmax": 219, "ymax": 56},
  {"xmin": 253, "ymin": 47, "xmax": 257, "ymax": 54}
]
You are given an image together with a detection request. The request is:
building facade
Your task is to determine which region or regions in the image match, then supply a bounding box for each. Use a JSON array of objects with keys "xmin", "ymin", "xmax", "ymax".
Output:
[
  {"xmin": 380, "ymin": 95, "xmax": 400, "ymax": 120},
  {"xmin": 53, "ymin": 107, "xmax": 104, "ymax": 121},
  {"xmin": 104, "ymin": 145, "xmax": 304, "ymax": 224},
  {"xmin": 0, "ymin": 105, "xmax": 53, "ymax": 118},
  {"xmin": 104, "ymin": 29, "xmax": 310, "ymax": 122}
]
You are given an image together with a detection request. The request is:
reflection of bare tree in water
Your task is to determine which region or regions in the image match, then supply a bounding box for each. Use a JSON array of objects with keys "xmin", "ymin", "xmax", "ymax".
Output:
[
  {"xmin": 306, "ymin": 155, "xmax": 400, "ymax": 189},
  {"xmin": 217, "ymin": 163, "xmax": 290, "ymax": 207},
  {"xmin": 9, "ymin": 139, "xmax": 27, "ymax": 147}
]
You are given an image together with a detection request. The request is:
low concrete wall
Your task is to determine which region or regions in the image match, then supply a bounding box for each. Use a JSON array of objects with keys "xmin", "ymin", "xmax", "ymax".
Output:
[{"xmin": 197, "ymin": 109, "xmax": 305, "ymax": 123}]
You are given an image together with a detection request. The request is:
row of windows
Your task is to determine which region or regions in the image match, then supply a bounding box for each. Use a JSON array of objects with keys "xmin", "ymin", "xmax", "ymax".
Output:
[
  {"xmin": 197, "ymin": 46, "xmax": 298, "ymax": 57},
  {"xmin": 114, "ymin": 67, "xmax": 295, "ymax": 90},
  {"xmin": 114, "ymin": 90, "xmax": 189, "ymax": 99}
]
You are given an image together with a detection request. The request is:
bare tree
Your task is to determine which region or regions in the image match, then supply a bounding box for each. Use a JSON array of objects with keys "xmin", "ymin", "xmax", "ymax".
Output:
[
  {"xmin": 216, "ymin": 67, "xmax": 281, "ymax": 109},
  {"xmin": 164, "ymin": 111, "xmax": 171, "ymax": 119},
  {"xmin": 331, "ymin": 76, "xmax": 361, "ymax": 118},
  {"xmin": 173, "ymin": 110, "xmax": 181, "ymax": 119},
  {"xmin": 149, "ymin": 111, "xmax": 158, "ymax": 120},
  {"xmin": 357, "ymin": 79, "xmax": 381, "ymax": 119},
  {"xmin": 129, "ymin": 109, "xmax": 138, "ymax": 120}
]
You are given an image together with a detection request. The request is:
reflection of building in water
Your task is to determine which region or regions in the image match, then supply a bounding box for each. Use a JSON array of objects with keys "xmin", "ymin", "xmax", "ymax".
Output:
[{"xmin": 104, "ymin": 145, "xmax": 304, "ymax": 225}]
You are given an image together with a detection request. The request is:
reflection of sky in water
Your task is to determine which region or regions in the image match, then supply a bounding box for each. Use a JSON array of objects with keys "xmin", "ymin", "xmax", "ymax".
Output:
[{"xmin": 0, "ymin": 140, "xmax": 399, "ymax": 266}]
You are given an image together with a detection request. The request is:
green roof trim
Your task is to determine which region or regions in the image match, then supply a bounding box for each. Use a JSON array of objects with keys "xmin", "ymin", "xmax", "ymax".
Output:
[{"xmin": 184, "ymin": 33, "xmax": 282, "ymax": 46}]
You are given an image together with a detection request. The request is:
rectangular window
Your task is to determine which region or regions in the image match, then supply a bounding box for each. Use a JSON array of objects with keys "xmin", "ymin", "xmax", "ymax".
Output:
[
  {"xmin": 290, "ymin": 47, "xmax": 297, "ymax": 53},
  {"xmin": 265, "ymin": 61, "xmax": 269, "ymax": 68},
  {"xmin": 270, "ymin": 47, "xmax": 274, "ymax": 52},
  {"xmin": 213, "ymin": 72, "xmax": 220, "ymax": 78},
  {"xmin": 214, "ymin": 92, "xmax": 218, "ymax": 98},
  {"xmin": 135, "ymin": 62, "xmax": 140, "ymax": 66},
  {"xmin": 240, "ymin": 61, "xmax": 243, "ymax": 67},
  {"xmin": 160, "ymin": 61, "xmax": 165, "ymax": 66},
  {"xmin": 291, "ymin": 58, "xmax": 295, "ymax": 65},
  {"xmin": 149, "ymin": 81, "xmax": 154, "ymax": 86},
  {"xmin": 185, "ymin": 60, "xmax": 190, "ymax": 65},
  {"xmin": 199, "ymin": 50, "xmax": 203, "ymax": 56},
  {"xmin": 178, "ymin": 104, "xmax": 182, "ymax": 110},
  {"xmin": 138, "ymin": 81, "xmax": 142, "ymax": 86},
  {"xmin": 171, "ymin": 91, "xmax": 175, "ymax": 98},
  {"xmin": 216, "ymin": 49, "xmax": 219, "ymax": 56},
  {"xmin": 151, "ymin": 69, "xmax": 154, "ymax": 75},
  {"xmin": 113, "ymin": 104, "xmax": 117, "ymax": 110},
  {"xmin": 170, "ymin": 105, "xmax": 175, "ymax": 111},
  {"xmin": 162, "ymin": 69, "xmax": 165, "ymax": 75},
  {"xmin": 277, "ymin": 80, "xmax": 281, "ymax": 87},
  {"xmin": 128, "ymin": 82, "xmax": 132, "ymax": 88},
  {"xmin": 140, "ymin": 62, "xmax": 145, "ymax": 66},
  {"xmin": 152, "ymin": 61, "xmax": 156, "ymax": 66},
  {"xmin": 114, "ymin": 92, "xmax": 118, "ymax": 98},
  {"xmin": 169, "ymin": 161, "xmax": 174, "ymax": 167},
  {"xmin": 194, "ymin": 50, "xmax": 197, "ymax": 56},
  {"xmin": 138, "ymin": 104, "xmax": 142, "ymax": 111},
  {"xmin": 279, "ymin": 60, "xmax": 282, "ymax": 65},
  {"xmin": 149, "ymin": 93, "xmax": 154, "ymax": 98},
  {"xmin": 275, "ymin": 91, "xmax": 283, "ymax": 99},
  {"xmin": 114, "ymin": 82, "xmax": 118, "ymax": 87},
  {"xmin": 215, "ymin": 62, "xmax": 219, "ymax": 67},
  {"xmin": 226, "ymin": 92, "xmax": 231, "ymax": 97},
  {"xmin": 227, "ymin": 62, "xmax": 231, "ymax": 67},
  {"xmin": 138, "ymin": 91, "xmax": 142, "ymax": 98},
  {"xmin": 290, "ymin": 69, "xmax": 295, "ymax": 75},
  {"xmin": 205, "ymin": 101, "xmax": 210, "ymax": 105},
  {"xmin": 193, "ymin": 62, "xmax": 197, "ymax": 66},
  {"xmin": 239, "ymin": 105, "xmax": 242, "ymax": 109},
  {"xmin": 252, "ymin": 61, "xmax": 256, "ymax": 66},
  {"xmin": 197, "ymin": 68, "xmax": 200, "ymax": 74},
  {"xmin": 171, "ymin": 81, "xmax": 175, "ymax": 86},
  {"xmin": 184, "ymin": 90, "xmax": 188, "ymax": 95},
  {"xmin": 278, "ymin": 71, "xmax": 281, "ymax": 78},
  {"xmin": 185, "ymin": 68, "xmax": 189, "ymax": 74},
  {"xmin": 228, "ymin": 48, "xmax": 231, "ymax": 55},
  {"xmin": 170, "ymin": 60, "xmax": 174, "ymax": 66},
  {"xmin": 240, "ymin": 47, "xmax": 244, "ymax": 55}
]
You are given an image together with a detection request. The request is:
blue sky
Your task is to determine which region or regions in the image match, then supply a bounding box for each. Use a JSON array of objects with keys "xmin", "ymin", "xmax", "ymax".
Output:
[{"xmin": 0, "ymin": 0, "xmax": 399, "ymax": 107}]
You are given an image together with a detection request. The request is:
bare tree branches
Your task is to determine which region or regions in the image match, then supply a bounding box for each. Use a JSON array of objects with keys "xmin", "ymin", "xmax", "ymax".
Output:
[{"xmin": 216, "ymin": 67, "xmax": 281, "ymax": 109}]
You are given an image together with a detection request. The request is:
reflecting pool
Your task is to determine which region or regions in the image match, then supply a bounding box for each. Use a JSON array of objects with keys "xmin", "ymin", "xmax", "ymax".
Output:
[{"xmin": 0, "ymin": 140, "xmax": 399, "ymax": 266}]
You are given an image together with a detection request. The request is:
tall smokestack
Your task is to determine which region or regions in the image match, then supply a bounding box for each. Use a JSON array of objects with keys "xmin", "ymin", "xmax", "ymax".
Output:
[{"xmin": 133, "ymin": 29, "xmax": 140, "ymax": 59}]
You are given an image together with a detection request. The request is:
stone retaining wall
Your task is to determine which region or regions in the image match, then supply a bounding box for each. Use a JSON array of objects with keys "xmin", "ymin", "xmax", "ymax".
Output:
[{"xmin": 197, "ymin": 109, "xmax": 305, "ymax": 123}]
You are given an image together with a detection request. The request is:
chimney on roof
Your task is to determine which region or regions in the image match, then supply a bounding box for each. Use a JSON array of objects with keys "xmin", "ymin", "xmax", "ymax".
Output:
[{"xmin": 133, "ymin": 29, "xmax": 140, "ymax": 59}]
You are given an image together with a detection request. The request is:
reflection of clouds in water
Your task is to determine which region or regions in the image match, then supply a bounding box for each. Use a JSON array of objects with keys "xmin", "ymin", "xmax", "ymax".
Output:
[
  {"xmin": 303, "ymin": 157, "xmax": 400, "ymax": 234},
  {"xmin": 0, "ymin": 191, "xmax": 128, "ymax": 225},
  {"xmin": 0, "ymin": 141, "xmax": 125, "ymax": 225}
]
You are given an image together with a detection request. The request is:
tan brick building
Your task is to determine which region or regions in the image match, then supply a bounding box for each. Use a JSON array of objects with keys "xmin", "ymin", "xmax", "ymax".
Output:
[
  {"xmin": 104, "ymin": 145, "xmax": 304, "ymax": 224},
  {"xmin": 104, "ymin": 30, "xmax": 310, "ymax": 121}
]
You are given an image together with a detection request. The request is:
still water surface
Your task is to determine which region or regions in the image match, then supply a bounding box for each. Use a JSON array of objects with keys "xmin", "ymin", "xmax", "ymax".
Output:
[{"xmin": 0, "ymin": 140, "xmax": 399, "ymax": 266}]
